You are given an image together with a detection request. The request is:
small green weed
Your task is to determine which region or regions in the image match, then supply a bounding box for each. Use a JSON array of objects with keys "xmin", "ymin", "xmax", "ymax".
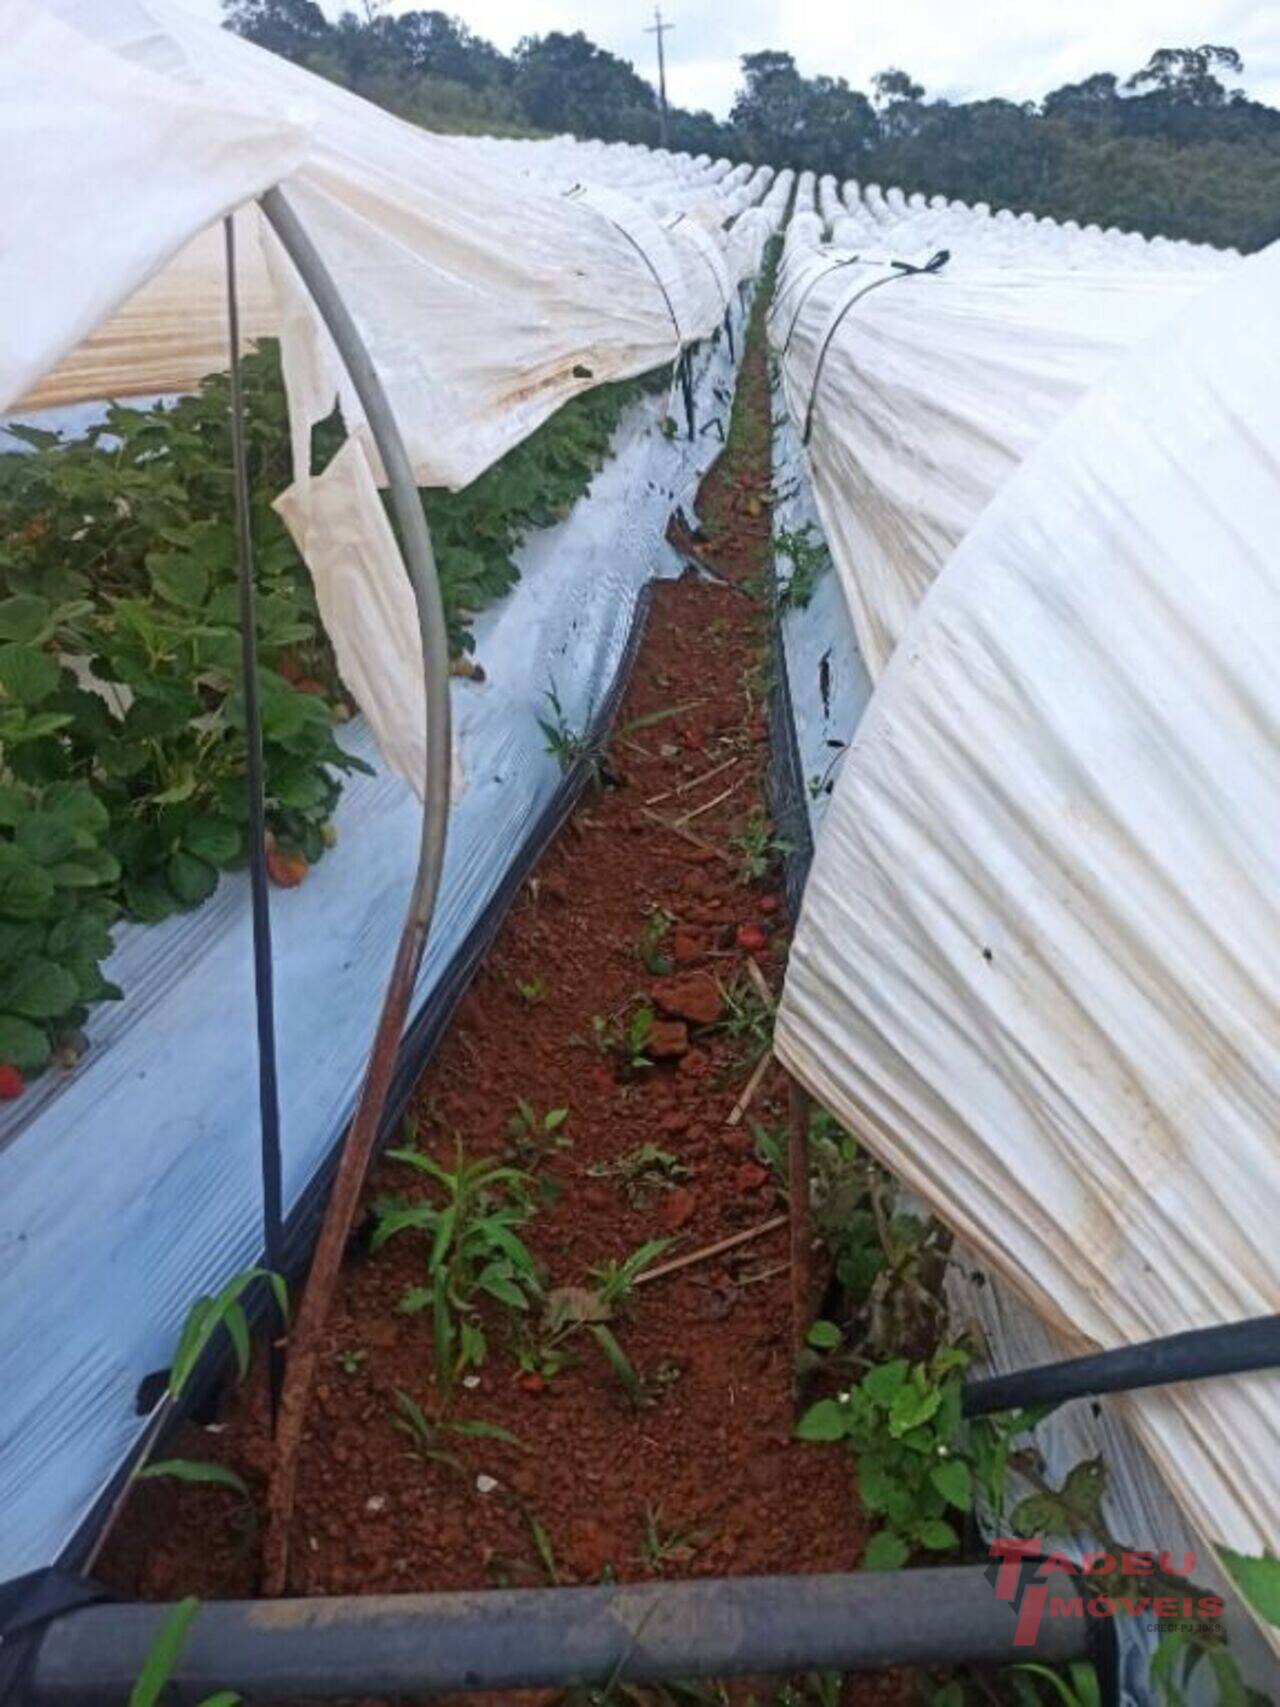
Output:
[
  {"xmin": 372, "ymin": 1139, "xmax": 541, "ymax": 1395},
  {"xmin": 1007, "ymin": 1660, "xmax": 1101, "ymax": 1707},
  {"xmin": 638, "ymin": 1502, "xmax": 710, "ymax": 1573},
  {"xmin": 589, "ymin": 1237, "xmax": 673, "ymax": 1313},
  {"xmin": 506, "ymin": 1097, "xmax": 570, "ymax": 1166},
  {"xmin": 728, "ymin": 809, "xmax": 792, "ymax": 884},
  {"xmin": 774, "ymin": 524, "xmax": 831, "ymax": 613},
  {"xmin": 592, "ymin": 1002, "xmax": 657, "ymax": 1075},
  {"xmin": 538, "ymin": 679, "xmax": 593, "ymax": 774},
  {"xmin": 796, "ymin": 1345, "xmax": 976, "ymax": 1569},
  {"xmin": 587, "ymin": 1142, "xmax": 688, "ymax": 1206},
  {"xmin": 715, "ymin": 975, "xmax": 774, "ymax": 1064},
  {"xmin": 636, "ymin": 907, "xmax": 675, "ymax": 975},
  {"xmin": 391, "ymin": 1388, "xmax": 523, "ymax": 1471},
  {"xmin": 167, "ymin": 1266, "xmax": 289, "ymax": 1400}
]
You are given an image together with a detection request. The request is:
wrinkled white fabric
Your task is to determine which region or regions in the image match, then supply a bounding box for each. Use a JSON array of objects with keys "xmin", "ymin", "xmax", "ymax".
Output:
[
  {"xmin": 274, "ymin": 437, "xmax": 464, "ymax": 800},
  {"xmin": 18, "ymin": 0, "xmax": 771, "ymax": 492},
  {"xmin": 771, "ymin": 177, "xmax": 1239, "ymax": 676},
  {"xmin": 0, "ymin": 1, "xmax": 306, "ymax": 415},
  {"xmin": 6, "ymin": 0, "xmax": 787, "ymax": 800},
  {"xmin": 777, "ymin": 238, "xmax": 1280, "ymax": 1624}
]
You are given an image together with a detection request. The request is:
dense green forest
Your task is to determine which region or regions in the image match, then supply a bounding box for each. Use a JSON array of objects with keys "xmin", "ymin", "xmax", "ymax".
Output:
[{"xmin": 226, "ymin": 1, "xmax": 1280, "ymax": 250}]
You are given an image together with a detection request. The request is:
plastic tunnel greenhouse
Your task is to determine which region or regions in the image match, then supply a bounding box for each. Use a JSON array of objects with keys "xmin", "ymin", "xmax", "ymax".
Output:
[{"xmin": 0, "ymin": 3, "xmax": 1277, "ymax": 1703}]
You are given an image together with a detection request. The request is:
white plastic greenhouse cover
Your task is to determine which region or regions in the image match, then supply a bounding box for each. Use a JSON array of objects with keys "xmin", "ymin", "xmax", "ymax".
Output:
[
  {"xmin": 771, "ymin": 175, "xmax": 1241, "ymax": 677},
  {"xmin": 9, "ymin": 0, "xmax": 768, "ymax": 491},
  {"xmin": 776, "ymin": 203, "xmax": 1280, "ymax": 1634},
  {"xmin": 3, "ymin": 0, "xmax": 782, "ymax": 794}
]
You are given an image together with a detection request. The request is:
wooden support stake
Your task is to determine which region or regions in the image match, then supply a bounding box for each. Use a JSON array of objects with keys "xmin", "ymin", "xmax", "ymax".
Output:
[
  {"xmin": 726, "ymin": 1048, "xmax": 773, "ymax": 1127},
  {"xmin": 640, "ymin": 807, "xmax": 734, "ymax": 863},
  {"xmin": 634, "ymin": 1214, "xmax": 786, "ymax": 1288},
  {"xmin": 787, "ymin": 1076, "xmax": 814, "ymax": 1396},
  {"xmin": 744, "ymin": 955, "xmax": 776, "ymax": 1010}
]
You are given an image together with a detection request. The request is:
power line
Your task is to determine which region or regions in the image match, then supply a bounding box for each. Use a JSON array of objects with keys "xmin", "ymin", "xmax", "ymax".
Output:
[{"xmin": 643, "ymin": 5, "xmax": 674, "ymax": 149}]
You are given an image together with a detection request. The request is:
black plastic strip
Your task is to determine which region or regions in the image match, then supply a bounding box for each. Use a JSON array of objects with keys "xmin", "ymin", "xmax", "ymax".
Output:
[
  {"xmin": 963, "ymin": 1314, "xmax": 1280, "ymax": 1418},
  {"xmin": 224, "ymin": 217, "xmax": 285, "ymax": 1418},
  {"xmin": 679, "ymin": 349, "xmax": 696, "ymax": 440},
  {"xmin": 0, "ymin": 1571, "xmax": 110, "ymax": 1706},
  {"xmin": 766, "ymin": 586, "xmax": 816, "ymax": 923}
]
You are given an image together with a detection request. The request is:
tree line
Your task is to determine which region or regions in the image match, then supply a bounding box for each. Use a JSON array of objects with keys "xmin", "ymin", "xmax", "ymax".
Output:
[{"xmin": 225, "ymin": 2, "xmax": 1280, "ymax": 250}]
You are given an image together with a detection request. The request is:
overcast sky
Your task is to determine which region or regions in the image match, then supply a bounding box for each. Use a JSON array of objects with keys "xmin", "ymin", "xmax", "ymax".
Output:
[{"xmin": 189, "ymin": 0, "xmax": 1280, "ymax": 114}]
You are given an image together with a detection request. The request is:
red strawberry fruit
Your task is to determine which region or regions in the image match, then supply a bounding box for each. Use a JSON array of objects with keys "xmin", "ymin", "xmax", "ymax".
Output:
[{"xmin": 267, "ymin": 849, "xmax": 309, "ymax": 889}]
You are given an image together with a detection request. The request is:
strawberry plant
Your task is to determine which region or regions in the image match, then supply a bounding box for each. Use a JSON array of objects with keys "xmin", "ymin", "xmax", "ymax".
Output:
[
  {"xmin": 0, "ymin": 778, "xmax": 121, "ymax": 1072},
  {"xmin": 0, "ymin": 342, "xmax": 668, "ymax": 1072},
  {"xmin": 0, "ymin": 348, "xmax": 363, "ymax": 1076},
  {"xmin": 0, "ymin": 346, "xmax": 361, "ymax": 911}
]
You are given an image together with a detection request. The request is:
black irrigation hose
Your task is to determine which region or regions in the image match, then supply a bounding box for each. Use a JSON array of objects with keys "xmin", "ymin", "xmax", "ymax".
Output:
[
  {"xmin": 28, "ymin": 1568, "xmax": 1091, "ymax": 1702},
  {"xmin": 802, "ymin": 250, "xmax": 949, "ymax": 446},
  {"xmin": 963, "ymin": 1313, "xmax": 1280, "ymax": 1418},
  {"xmin": 781, "ymin": 253, "xmax": 860, "ymax": 357},
  {"xmin": 665, "ymin": 211, "xmax": 732, "ymax": 318},
  {"xmin": 223, "ymin": 216, "xmax": 285, "ymax": 1419},
  {"xmin": 563, "ymin": 184, "xmax": 685, "ymax": 345}
]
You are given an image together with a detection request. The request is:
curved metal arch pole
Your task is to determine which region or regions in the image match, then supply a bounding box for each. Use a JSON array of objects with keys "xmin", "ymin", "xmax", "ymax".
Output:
[{"xmin": 255, "ymin": 185, "xmax": 452, "ymax": 1595}]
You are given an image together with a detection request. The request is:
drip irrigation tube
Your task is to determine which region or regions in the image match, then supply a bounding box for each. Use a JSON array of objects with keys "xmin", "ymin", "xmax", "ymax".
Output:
[
  {"xmin": 962, "ymin": 1313, "xmax": 1280, "ymax": 1418},
  {"xmin": 801, "ymin": 250, "xmax": 950, "ymax": 445},
  {"xmin": 224, "ymin": 215, "xmax": 285, "ymax": 1417},
  {"xmin": 28, "ymin": 1568, "xmax": 1091, "ymax": 1702}
]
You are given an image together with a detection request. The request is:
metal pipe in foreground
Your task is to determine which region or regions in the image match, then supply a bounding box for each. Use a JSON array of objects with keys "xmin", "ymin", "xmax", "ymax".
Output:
[
  {"xmin": 30, "ymin": 1570, "xmax": 1090, "ymax": 1703},
  {"xmin": 962, "ymin": 1314, "xmax": 1280, "ymax": 1419}
]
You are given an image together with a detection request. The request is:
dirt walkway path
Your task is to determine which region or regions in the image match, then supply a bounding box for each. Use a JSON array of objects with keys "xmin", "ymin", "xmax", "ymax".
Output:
[{"xmin": 101, "ymin": 287, "xmax": 879, "ymax": 1705}]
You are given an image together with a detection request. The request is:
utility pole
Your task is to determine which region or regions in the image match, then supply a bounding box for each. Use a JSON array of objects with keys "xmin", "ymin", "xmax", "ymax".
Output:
[{"xmin": 644, "ymin": 5, "xmax": 674, "ymax": 149}]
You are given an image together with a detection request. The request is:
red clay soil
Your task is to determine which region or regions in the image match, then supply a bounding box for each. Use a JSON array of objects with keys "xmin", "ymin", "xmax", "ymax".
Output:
[{"xmin": 98, "ymin": 307, "xmax": 911, "ymax": 1707}]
